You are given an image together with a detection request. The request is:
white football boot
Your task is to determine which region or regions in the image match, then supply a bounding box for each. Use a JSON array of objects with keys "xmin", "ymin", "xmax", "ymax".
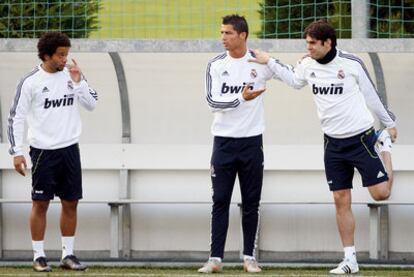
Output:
[
  {"xmin": 197, "ymin": 258, "xmax": 223, "ymax": 273},
  {"xmin": 329, "ymin": 259, "xmax": 359, "ymax": 274}
]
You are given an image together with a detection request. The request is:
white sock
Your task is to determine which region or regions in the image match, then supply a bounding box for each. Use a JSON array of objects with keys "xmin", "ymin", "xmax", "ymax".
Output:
[
  {"xmin": 379, "ymin": 141, "xmax": 392, "ymax": 153},
  {"xmin": 32, "ymin": 240, "xmax": 45, "ymax": 261},
  {"xmin": 344, "ymin": 246, "xmax": 357, "ymax": 263},
  {"xmin": 61, "ymin": 236, "xmax": 75, "ymax": 259},
  {"xmin": 209, "ymin": 257, "xmax": 222, "ymax": 262},
  {"xmin": 378, "ymin": 131, "xmax": 393, "ymax": 153},
  {"xmin": 243, "ymin": 255, "xmax": 256, "ymax": 261}
]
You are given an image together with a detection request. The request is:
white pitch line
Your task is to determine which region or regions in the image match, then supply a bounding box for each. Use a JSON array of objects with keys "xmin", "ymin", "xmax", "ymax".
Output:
[
  {"xmin": 0, "ymin": 274, "xmax": 389, "ymax": 277},
  {"xmin": 0, "ymin": 272, "xmax": 320, "ymax": 277},
  {"xmin": 0, "ymin": 272, "xmax": 392, "ymax": 277}
]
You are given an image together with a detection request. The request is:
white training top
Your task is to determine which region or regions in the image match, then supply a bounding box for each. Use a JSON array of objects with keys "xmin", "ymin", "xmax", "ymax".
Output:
[
  {"xmin": 8, "ymin": 65, "xmax": 98, "ymax": 156},
  {"xmin": 206, "ymin": 50, "xmax": 276, "ymax": 138},
  {"xmin": 266, "ymin": 49, "xmax": 396, "ymax": 138}
]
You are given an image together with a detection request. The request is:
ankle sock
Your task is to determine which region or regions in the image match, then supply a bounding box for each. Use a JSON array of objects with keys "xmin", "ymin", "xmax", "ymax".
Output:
[
  {"xmin": 344, "ymin": 246, "xmax": 357, "ymax": 263},
  {"xmin": 32, "ymin": 240, "xmax": 45, "ymax": 261},
  {"xmin": 61, "ymin": 236, "xmax": 75, "ymax": 259}
]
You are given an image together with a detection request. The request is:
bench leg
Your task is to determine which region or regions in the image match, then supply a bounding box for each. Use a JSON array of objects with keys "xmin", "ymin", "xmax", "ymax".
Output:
[
  {"xmin": 119, "ymin": 169, "xmax": 131, "ymax": 259},
  {"xmin": 0, "ymin": 203, "xmax": 2, "ymax": 259},
  {"xmin": 379, "ymin": 206, "xmax": 389, "ymax": 260},
  {"xmin": 369, "ymin": 204, "xmax": 379, "ymax": 259},
  {"xmin": 109, "ymin": 204, "xmax": 120, "ymax": 258},
  {"xmin": 0, "ymin": 171, "xmax": 3, "ymax": 258},
  {"xmin": 122, "ymin": 204, "xmax": 131, "ymax": 259}
]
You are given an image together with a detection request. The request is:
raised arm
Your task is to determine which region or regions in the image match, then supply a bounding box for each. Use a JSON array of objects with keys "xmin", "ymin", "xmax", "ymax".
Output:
[
  {"xmin": 249, "ymin": 49, "xmax": 307, "ymax": 89},
  {"xmin": 355, "ymin": 58, "xmax": 397, "ymax": 141},
  {"xmin": 68, "ymin": 59, "xmax": 98, "ymax": 111}
]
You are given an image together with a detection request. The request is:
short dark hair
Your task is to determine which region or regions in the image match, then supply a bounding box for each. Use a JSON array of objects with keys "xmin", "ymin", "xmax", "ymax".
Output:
[
  {"xmin": 304, "ymin": 20, "xmax": 337, "ymax": 48},
  {"xmin": 222, "ymin": 14, "xmax": 249, "ymax": 39},
  {"xmin": 37, "ymin": 32, "xmax": 71, "ymax": 61}
]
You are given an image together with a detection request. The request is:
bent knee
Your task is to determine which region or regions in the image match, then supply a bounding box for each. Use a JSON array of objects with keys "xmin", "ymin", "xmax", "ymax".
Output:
[
  {"xmin": 373, "ymin": 191, "xmax": 390, "ymax": 201},
  {"xmin": 369, "ymin": 180, "xmax": 392, "ymax": 201},
  {"xmin": 372, "ymin": 188, "xmax": 391, "ymax": 201}
]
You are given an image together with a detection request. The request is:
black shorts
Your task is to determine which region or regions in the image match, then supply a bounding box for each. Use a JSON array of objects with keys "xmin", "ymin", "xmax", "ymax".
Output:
[
  {"xmin": 324, "ymin": 128, "xmax": 388, "ymax": 191},
  {"xmin": 29, "ymin": 143, "xmax": 82, "ymax": 201}
]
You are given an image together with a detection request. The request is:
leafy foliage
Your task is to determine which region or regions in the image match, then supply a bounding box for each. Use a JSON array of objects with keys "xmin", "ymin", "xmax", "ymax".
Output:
[
  {"xmin": 258, "ymin": 0, "xmax": 414, "ymax": 38},
  {"xmin": 369, "ymin": 0, "xmax": 414, "ymax": 38},
  {"xmin": 0, "ymin": 0, "xmax": 101, "ymax": 38},
  {"xmin": 257, "ymin": 0, "xmax": 346, "ymax": 38}
]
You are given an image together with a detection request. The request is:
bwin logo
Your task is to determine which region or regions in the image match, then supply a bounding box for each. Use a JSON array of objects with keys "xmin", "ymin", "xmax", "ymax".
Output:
[
  {"xmin": 312, "ymin": 83, "xmax": 343, "ymax": 95},
  {"xmin": 44, "ymin": 94, "xmax": 74, "ymax": 109},
  {"xmin": 221, "ymin": 82, "xmax": 253, "ymax": 94}
]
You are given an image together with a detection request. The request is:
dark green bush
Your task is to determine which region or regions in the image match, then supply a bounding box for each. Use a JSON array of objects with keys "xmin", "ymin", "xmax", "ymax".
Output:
[{"xmin": 0, "ymin": 0, "xmax": 101, "ymax": 38}]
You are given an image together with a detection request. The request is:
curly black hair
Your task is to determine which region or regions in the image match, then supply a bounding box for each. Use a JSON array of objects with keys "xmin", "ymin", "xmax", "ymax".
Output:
[{"xmin": 37, "ymin": 32, "xmax": 71, "ymax": 61}]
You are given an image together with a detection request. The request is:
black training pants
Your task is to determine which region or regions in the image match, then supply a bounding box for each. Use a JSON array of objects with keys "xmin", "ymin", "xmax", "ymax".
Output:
[{"xmin": 209, "ymin": 135, "xmax": 264, "ymax": 259}]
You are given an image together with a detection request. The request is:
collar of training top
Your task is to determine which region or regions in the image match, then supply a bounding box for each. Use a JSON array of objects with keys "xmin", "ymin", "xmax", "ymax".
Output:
[{"xmin": 316, "ymin": 47, "xmax": 337, "ymax": 64}]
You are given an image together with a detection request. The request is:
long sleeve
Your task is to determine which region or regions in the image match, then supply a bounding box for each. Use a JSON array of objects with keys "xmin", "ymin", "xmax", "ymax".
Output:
[
  {"xmin": 205, "ymin": 58, "xmax": 244, "ymax": 113},
  {"xmin": 8, "ymin": 79, "xmax": 33, "ymax": 156},
  {"xmin": 267, "ymin": 58, "xmax": 308, "ymax": 89},
  {"xmin": 74, "ymin": 80, "xmax": 98, "ymax": 111},
  {"xmin": 356, "ymin": 61, "xmax": 396, "ymax": 128}
]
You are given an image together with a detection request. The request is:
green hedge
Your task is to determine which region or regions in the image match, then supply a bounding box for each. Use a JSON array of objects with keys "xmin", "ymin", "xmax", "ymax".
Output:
[
  {"xmin": 258, "ymin": 0, "xmax": 413, "ymax": 38},
  {"xmin": 257, "ymin": 0, "xmax": 346, "ymax": 39},
  {"xmin": 0, "ymin": 1, "xmax": 101, "ymax": 38}
]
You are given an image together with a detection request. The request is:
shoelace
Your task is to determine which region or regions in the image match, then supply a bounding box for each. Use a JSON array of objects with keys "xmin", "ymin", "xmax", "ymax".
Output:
[
  {"xmin": 37, "ymin": 257, "xmax": 48, "ymax": 266},
  {"xmin": 67, "ymin": 255, "xmax": 80, "ymax": 264},
  {"xmin": 207, "ymin": 259, "xmax": 220, "ymax": 264},
  {"xmin": 245, "ymin": 259, "xmax": 258, "ymax": 267}
]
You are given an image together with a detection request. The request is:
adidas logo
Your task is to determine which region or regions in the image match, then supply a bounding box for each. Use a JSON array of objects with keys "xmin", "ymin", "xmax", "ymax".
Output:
[
  {"xmin": 222, "ymin": 71, "xmax": 229, "ymax": 77},
  {"xmin": 377, "ymin": 171, "xmax": 385, "ymax": 178},
  {"xmin": 42, "ymin": 86, "xmax": 49, "ymax": 93},
  {"xmin": 310, "ymin": 72, "xmax": 316, "ymax": 78},
  {"xmin": 341, "ymin": 264, "xmax": 352, "ymax": 274}
]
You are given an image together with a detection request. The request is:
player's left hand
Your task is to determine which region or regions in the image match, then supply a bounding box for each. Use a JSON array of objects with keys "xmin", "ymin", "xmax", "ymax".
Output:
[
  {"xmin": 13, "ymin": 155, "xmax": 27, "ymax": 176},
  {"xmin": 67, "ymin": 59, "xmax": 82, "ymax": 83},
  {"xmin": 242, "ymin": 83, "xmax": 266, "ymax": 101},
  {"xmin": 387, "ymin": 127, "xmax": 397, "ymax": 143},
  {"xmin": 248, "ymin": 49, "xmax": 271, "ymax": 64}
]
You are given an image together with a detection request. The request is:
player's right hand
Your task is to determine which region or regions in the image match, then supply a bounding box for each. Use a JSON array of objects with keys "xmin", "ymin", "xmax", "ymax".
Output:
[
  {"xmin": 242, "ymin": 83, "xmax": 266, "ymax": 101},
  {"xmin": 68, "ymin": 59, "xmax": 82, "ymax": 83},
  {"xmin": 13, "ymin": 155, "xmax": 27, "ymax": 176},
  {"xmin": 248, "ymin": 49, "xmax": 271, "ymax": 64}
]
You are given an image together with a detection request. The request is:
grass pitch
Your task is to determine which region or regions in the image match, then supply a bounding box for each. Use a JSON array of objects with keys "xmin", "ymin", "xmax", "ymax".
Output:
[
  {"xmin": 92, "ymin": 0, "xmax": 262, "ymax": 39},
  {"xmin": 0, "ymin": 266, "xmax": 413, "ymax": 277}
]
